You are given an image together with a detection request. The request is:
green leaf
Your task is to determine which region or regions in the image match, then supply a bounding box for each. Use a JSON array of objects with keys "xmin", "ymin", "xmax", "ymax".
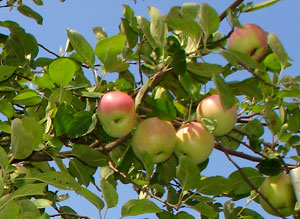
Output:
[
  {"xmin": 243, "ymin": 119, "xmax": 264, "ymax": 137},
  {"xmin": 69, "ymin": 159, "xmax": 96, "ymax": 187},
  {"xmin": 75, "ymin": 187, "xmax": 104, "ymax": 210},
  {"xmin": 100, "ymin": 179, "xmax": 118, "ymax": 209},
  {"xmin": 192, "ymin": 203, "xmax": 218, "ymax": 218},
  {"xmin": 213, "ymin": 74, "xmax": 235, "ymax": 110},
  {"xmin": 264, "ymin": 102, "xmax": 282, "ymax": 135},
  {"xmin": 121, "ymin": 18, "xmax": 138, "ymax": 49},
  {"xmin": 0, "ymin": 66, "xmax": 16, "ymax": 82},
  {"xmin": 66, "ymin": 29, "xmax": 95, "ymax": 67},
  {"xmin": 268, "ymin": 33, "xmax": 288, "ymax": 68},
  {"xmin": 149, "ymin": 7, "xmax": 168, "ymax": 47},
  {"xmin": 182, "ymin": 3, "xmax": 200, "ymax": 20},
  {"xmin": 263, "ymin": 53, "xmax": 282, "ymax": 72},
  {"xmin": 0, "ymin": 183, "xmax": 46, "ymax": 210},
  {"xmin": 256, "ymin": 158, "xmax": 282, "ymax": 176},
  {"xmin": 170, "ymin": 49, "xmax": 186, "ymax": 75},
  {"xmin": 150, "ymin": 98, "xmax": 177, "ymax": 121},
  {"xmin": 72, "ymin": 144, "xmax": 107, "ymax": 167},
  {"xmin": 133, "ymin": 148, "xmax": 154, "ymax": 182},
  {"xmin": 54, "ymin": 103, "xmax": 73, "ymax": 136},
  {"xmin": 175, "ymin": 212, "xmax": 195, "ymax": 219},
  {"xmin": 228, "ymin": 168, "xmax": 264, "ymax": 195},
  {"xmin": 220, "ymin": 50, "xmax": 259, "ymax": 69},
  {"xmin": 0, "ymin": 201, "xmax": 19, "ymax": 219},
  {"xmin": 176, "ymin": 156, "xmax": 200, "ymax": 191},
  {"xmin": 67, "ymin": 111, "xmax": 93, "ymax": 138},
  {"xmin": 95, "ymin": 34, "xmax": 126, "ymax": 64},
  {"xmin": 49, "ymin": 58, "xmax": 79, "ymax": 87},
  {"xmin": 178, "ymin": 72, "xmax": 201, "ymax": 101},
  {"xmin": 198, "ymin": 176, "xmax": 232, "ymax": 195},
  {"xmin": 34, "ymin": 172, "xmax": 78, "ymax": 190},
  {"xmin": 13, "ymin": 91, "xmax": 42, "ymax": 106},
  {"xmin": 17, "ymin": 5, "xmax": 43, "ymax": 25},
  {"xmin": 187, "ymin": 62, "xmax": 224, "ymax": 77},
  {"xmin": 166, "ymin": 7, "xmax": 202, "ymax": 37},
  {"xmin": 199, "ymin": 3, "xmax": 220, "ymax": 39},
  {"xmin": 11, "ymin": 117, "xmax": 43, "ymax": 159},
  {"xmin": 0, "ymin": 100, "xmax": 14, "ymax": 118},
  {"xmin": 32, "ymin": 0, "xmax": 43, "ymax": 6},
  {"xmin": 93, "ymin": 26, "xmax": 107, "ymax": 42},
  {"xmin": 135, "ymin": 80, "xmax": 150, "ymax": 109},
  {"xmin": 121, "ymin": 199, "xmax": 160, "ymax": 217},
  {"xmin": 137, "ymin": 16, "xmax": 156, "ymax": 48},
  {"xmin": 32, "ymin": 199, "xmax": 52, "ymax": 209},
  {"xmin": 156, "ymin": 155, "xmax": 177, "ymax": 183},
  {"xmin": 0, "ymin": 147, "xmax": 9, "ymax": 170},
  {"xmin": 243, "ymin": 0, "xmax": 280, "ymax": 12}
]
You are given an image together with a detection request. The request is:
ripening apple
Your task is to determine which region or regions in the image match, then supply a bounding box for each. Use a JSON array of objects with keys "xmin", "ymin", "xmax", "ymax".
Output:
[
  {"xmin": 228, "ymin": 23, "xmax": 268, "ymax": 61},
  {"xmin": 196, "ymin": 94, "xmax": 237, "ymax": 136},
  {"xmin": 259, "ymin": 173, "xmax": 296, "ymax": 217},
  {"xmin": 97, "ymin": 91, "xmax": 137, "ymax": 138},
  {"xmin": 132, "ymin": 117, "xmax": 176, "ymax": 163},
  {"xmin": 175, "ymin": 122, "xmax": 215, "ymax": 164}
]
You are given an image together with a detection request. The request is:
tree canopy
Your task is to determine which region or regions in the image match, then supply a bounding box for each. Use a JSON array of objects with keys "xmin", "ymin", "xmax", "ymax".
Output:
[{"xmin": 0, "ymin": 0, "xmax": 299, "ymax": 218}]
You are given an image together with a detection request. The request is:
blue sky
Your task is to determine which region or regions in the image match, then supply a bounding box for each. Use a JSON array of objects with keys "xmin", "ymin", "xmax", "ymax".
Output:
[{"xmin": 1, "ymin": 0, "xmax": 300, "ymax": 218}]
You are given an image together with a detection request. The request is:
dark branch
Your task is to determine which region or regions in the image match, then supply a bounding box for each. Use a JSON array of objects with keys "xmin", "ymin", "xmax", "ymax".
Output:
[{"xmin": 219, "ymin": 0, "xmax": 245, "ymax": 21}]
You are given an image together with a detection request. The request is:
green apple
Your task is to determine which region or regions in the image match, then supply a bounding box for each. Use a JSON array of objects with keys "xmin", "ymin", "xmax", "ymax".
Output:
[
  {"xmin": 228, "ymin": 23, "xmax": 268, "ymax": 61},
  {"xmin": 196, "ymin": 94, "xmax": 237, "ymax": 136},
  {"xmin": 97, "ymin": 91, "xmax": 137, "ymax": 138},
  {"xmin": 175, "ymin": 122, "xmax": 215, "ymax": 164},
  {"xmin": 259, "ymin": 173, "xmax": 296, "ymax": 217},
  {"xmin": 132, "ymin": 117, "xmax": 176, "ymax": 163}
]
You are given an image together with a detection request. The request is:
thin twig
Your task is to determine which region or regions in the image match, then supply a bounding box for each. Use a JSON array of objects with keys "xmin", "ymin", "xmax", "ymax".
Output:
[
  {"xmin": 38, "ymin": 43, "xmax": 60, "ymax": 58},
  {"xmin": 49, "ymin": 212, "xmax": 93, "ymax": 219}
]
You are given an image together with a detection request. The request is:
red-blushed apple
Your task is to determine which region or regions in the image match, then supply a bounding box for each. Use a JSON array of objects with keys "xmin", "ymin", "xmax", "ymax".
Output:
[
  {"xmin": 259, "ymin": 173, "xmax": 296, "ymax": 217},
  {"xmin": 175, "ymin": 122, "xmax": 215, "ymax": 164},
  {"xmin": 196, "ymin": 94, "xmax": 237, "ymax": 136},
  {"xmin": 228, "ymin": 23, "xmax": 268, "ymax": 61},
  {"xmin": 132, "ymin": 117, "xmax": 176, "ymax": 163},
  {"xmin": 97, "ymin": 91, "xmax": 137, "ymax": 138}
]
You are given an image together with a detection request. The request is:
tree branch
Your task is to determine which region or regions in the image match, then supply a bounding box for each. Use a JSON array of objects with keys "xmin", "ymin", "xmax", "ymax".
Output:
[{"xmin": 219, "ymin": 0, "xmax": 245, "ymax": 21}]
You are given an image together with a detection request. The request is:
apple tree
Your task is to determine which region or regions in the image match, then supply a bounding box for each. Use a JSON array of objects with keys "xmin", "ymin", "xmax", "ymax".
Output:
[{"xmin": 0, "ymin": 0, "xmax": 299, "ymax": 218}]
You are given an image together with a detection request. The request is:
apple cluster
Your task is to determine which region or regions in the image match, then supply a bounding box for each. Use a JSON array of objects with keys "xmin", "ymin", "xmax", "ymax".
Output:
[{"xmin": 97, "ymin": 91, "xmax": 237, "ymax": 165}]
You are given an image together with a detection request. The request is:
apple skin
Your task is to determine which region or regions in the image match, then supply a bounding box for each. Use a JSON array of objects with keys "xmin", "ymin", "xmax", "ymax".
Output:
[
  {"xmin": 175, "ymin": 122, "xmax": 215, "ymax": 164},
  {"xmin": 132, "ymin": 117, "xmax": 176, "ymax": 163},
  {"xmin": 228, "ymin": 24, "xmax": 268, "ymax": 61},
  {"xmin": 97, "ymin": 91, "xmax": 137, "ymax": 138},
  {"xmin": 259, "ymin": 173, "xmax": 296, "ymax": 217},
  {"xmin": 196, "ymin": 94, "xmax": 237, "ymax": 136}
]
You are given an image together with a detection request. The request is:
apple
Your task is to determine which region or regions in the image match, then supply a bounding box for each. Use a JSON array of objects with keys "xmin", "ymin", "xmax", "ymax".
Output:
[
  {"xmin": 175, "ymin": 122, "xmax": 215, "ymax": 164},
  {"xmin": 227, "ymin": 23, "xmax": 268, "ymax": 61},
  {"xmin": 196, "ymin": 94, "xmax": 237, "ymax": 136},
  {"xmin": 259, "ymin": 173, "xmax": 296, "ymax": 217},
  {"xmin": 132, "ymin": 117, "xmax": 176, "ymax": 163},
  {"xmin": 97, "ymin": 91, "xmax": 137, "ymax": 138}
]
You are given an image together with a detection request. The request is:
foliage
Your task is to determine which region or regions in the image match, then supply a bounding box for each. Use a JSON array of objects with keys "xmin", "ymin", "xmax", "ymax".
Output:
[{"xmin": 0, "ymin": 0, "xmax": 299, "ymax": 218}]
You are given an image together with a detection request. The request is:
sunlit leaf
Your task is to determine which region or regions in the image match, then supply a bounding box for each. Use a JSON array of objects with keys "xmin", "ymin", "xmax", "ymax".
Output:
[
  {"xmin": 176, "ymin": 156, "xmax": 200, "ymax": 191},
  {"xmin": 49, "ymin": 58, "xmax": 79, "ymax": 87},
  {"xmin": 11, "ymin": 117, "xmax": 43, "ymax": 159},
  {"xmin": 121, "ymin": 199, "xmax": 160, "ymax": 217},
  {"xmin": 100, "ymin": 179, "xmax": 118, "ymax": 208},
  {"xmin": 17, "ymin": 5, "xmax": 43, "ymax": 25},
  {"xmin": 0, "ymin": 66, "xmax": 16, "ymax": 82},
  {"xmin": 67, "ymin": 29, "xmax": 95, "ymax": 67}
]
